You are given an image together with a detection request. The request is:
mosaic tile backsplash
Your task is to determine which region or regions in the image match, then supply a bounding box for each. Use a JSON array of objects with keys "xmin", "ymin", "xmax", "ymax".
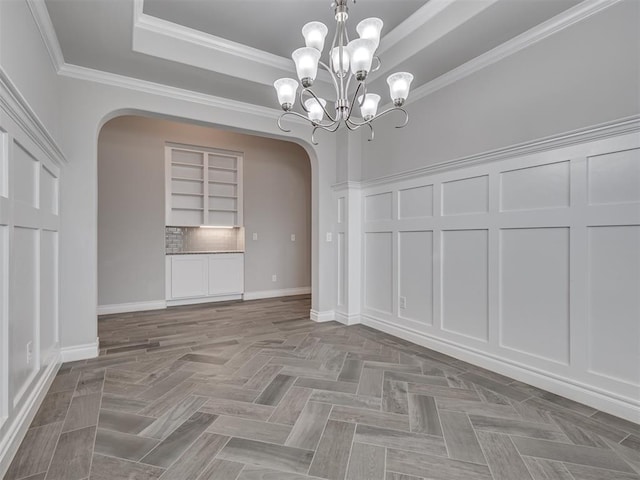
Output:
[{"xmin": 166, "ymin": 226, "xmax": 244, "ymax": 253}]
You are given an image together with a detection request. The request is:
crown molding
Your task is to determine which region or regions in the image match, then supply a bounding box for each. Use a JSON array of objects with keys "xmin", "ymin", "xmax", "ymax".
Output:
[
  {"xmin": 0, "ymin": 67, "xmax": 67, "ymax": 166},
  {"xmin": 360, "ymin": 115, "xmax": 640, "ymax": 188},
  {"xmin": 400, "ymin": 0, "xmax": 622, "ymax": 109},
  {"xmin": 25, "ymin": 0, "xmax": 65, "ymax": 71},
  {"xmin": 331, "ymin": 181, "xmax": 362, "ymax": 192}
]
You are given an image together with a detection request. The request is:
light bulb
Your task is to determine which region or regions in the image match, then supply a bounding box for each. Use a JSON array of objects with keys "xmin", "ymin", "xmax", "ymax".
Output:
[
  {"xmin": 358, "ymin": 93, "xmax": 380, "ymax": 121},
  {"xmin": 331, "ymin": 47, "xmax": 350, "ymax": 77},
  {"xmin": 356, "ymin": 18, "xmax": 383, "ymax": 50},
  {"xmin": 387, "ymin": 72, "xmax": 414, "ymax": 106},
  {"xmin": 292, "ymin": 47, "xmax": 321, "ymax": 87},
  {"xmin": 273, "ymin": 78, "xmax": 298, "ymax": 110},
  {"xmin": 304, "ymin": 97, "xmax": 326, "ymax": 123},
  {"xmin": 302, "ymin": 22, "xmax": 328, "ymax": 51},
  {"xmin": 347, "ymin": 39, "xmax": 376, "ymax": 80}
]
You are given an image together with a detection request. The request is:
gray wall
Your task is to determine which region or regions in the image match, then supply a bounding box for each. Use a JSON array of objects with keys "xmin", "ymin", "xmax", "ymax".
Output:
[
  {"xmin": 361, "ymin": 0, "xmax": 640, "ymax": 180},
  {"xmin": 98, "ymin": 115, "xmax": 311, "ymax": 306}
]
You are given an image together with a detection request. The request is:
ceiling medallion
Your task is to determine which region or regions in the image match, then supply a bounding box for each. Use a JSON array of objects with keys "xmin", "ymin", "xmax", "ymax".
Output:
[{"xmin": 274, "ymin": 0, "xmax": 413, "ymax": 144}]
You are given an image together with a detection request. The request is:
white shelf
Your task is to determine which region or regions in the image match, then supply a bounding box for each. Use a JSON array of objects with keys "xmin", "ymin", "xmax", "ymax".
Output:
[
  {"xmin": 208, "ymin": 166, "xmax": 237, "ymax": 172},
  {"xmin": 173, "ymin": 161, "xmax": 204, "ymax": 168},
  {"xmin": 173, "ymin": 192, "xmax": 204, "ymax": 197},
  {"xmin": 172, "ymin": 176, "xmax": 204, "ymax": 183}
]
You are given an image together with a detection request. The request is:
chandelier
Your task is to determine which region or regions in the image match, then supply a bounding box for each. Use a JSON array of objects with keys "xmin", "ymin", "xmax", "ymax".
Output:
[{"xmin": 273, "ymin": 0, "xmax": 414, "ymax": 144}]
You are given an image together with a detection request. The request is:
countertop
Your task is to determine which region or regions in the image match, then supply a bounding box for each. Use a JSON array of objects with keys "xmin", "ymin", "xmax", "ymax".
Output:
[{"xmin": 166, "ymin": 250, "xmax": 244, "ymax": 255}]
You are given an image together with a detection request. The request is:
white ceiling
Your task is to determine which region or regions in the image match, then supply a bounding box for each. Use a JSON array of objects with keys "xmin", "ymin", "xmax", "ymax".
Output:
[{"xmin": 44, "ymin": 0, "xmax": 584, "ymax": 110}]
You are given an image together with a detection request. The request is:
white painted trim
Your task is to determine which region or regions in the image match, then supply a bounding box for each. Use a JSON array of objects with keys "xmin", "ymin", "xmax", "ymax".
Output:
[
  {"xmin": 335, "ymin": 312, "xmax": 361, "ymax": 326},
  {"xmin": 0, "ymin": 358, "xmax": 59, "ymax": 478},
  {"xmin": 310, "ymin": 309, "xmax": 335, "ymax": 323},
  {"xmin": 243, "ymin": 287, "xmax": 311, "ymax": 301},
  {"xmin": 360, "ymin": 115, "xmax": 640, "ymax": 187},
  {"xmin": 97, "ymin": 300, "xmax": 167, "ymax": 316},
  {"xmin": 166, "ymin": 294, "xmax": 243, "ymax": 307},
  {"xmin": 362, "ymin": 310, "xmax": 640, "ymax": 423},
  {"xmin": 25, "ymin": 0, "xmax": 65, "ymax": 71},
  {"xmin": 60, "ymin": 339, "xmax": 99, "ymax": 363},
  {"xmin": 0, "ymin": 68, "xmax": 67, "ymax": 166},
  {"xmin": 392, "ymin": 0, "xmax": 622, "ymax": 110}
]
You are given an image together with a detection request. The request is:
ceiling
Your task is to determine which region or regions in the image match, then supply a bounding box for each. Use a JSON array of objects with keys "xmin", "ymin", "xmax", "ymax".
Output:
[{"xmin": 44, "ymin": 0, "xmax": 584, "ymax": 110}]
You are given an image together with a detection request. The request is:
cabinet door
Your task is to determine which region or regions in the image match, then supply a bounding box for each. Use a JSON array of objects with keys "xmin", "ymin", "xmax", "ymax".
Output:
[
  {"xmin": 170, "ymin": 255, "xmax": 208, "ymax": 298},
  {"xmin": 208, "ymin": 254, "xmax": 244, "ymax": 295}
]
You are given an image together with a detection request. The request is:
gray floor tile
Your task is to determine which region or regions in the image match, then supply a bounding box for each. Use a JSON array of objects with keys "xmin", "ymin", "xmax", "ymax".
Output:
[
  {"xmin": 346, "ymin": 442, "xmax": 385, "ymax": 480},
  {"xmin": 308, "ymin": 420, "xmax": 356, "ymax": 479},
  {"xmin": 218, "ymin": 437, "xmax": 314, "ymax": 474}
]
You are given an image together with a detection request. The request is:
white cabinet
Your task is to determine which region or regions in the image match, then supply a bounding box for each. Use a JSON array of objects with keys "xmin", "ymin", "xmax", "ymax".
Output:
[
  {"xmin": 165, "ymin": 145, "xmax": 243, "ymax": 227},
  {"xmin": 167, "ymin": 253, "xmax": 244, "ymax": 304},
  {"xmin": 209, "ymin": 253, "xmax": 244, "ymax": 295}
]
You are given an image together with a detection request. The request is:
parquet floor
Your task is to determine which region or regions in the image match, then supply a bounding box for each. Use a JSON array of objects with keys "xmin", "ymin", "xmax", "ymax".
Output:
[{"xmin": 5, "ymin": 295, "xmax": 640, "ymax": 480}]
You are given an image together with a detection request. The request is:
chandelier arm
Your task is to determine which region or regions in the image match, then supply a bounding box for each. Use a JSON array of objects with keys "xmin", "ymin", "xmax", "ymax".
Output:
[
  {"xmin": 345, "ymin": 81, "xmax": 364, "ymax": 124},
  {"xmin": 311, "ymin": 121, "xmax": 342, "ymax": 145},
  {"xmin": 347, "ymin": 106, "xmax": 409, "ymax": 129},
  {"xmin": 301, "ymin": 87, "xmax": 338, "ymax": 123},
  {"xmin": 370, "ymin": 56, "xmax": 381, "ymax": 74},
  {"xmin": 276, "ymin": 110, "xmax": 313, "ymax": 132},
  {"xmin": 318, "ymin": 60, "xmax": 340, "ymax": 95},
  {"xmin": 367, "ymin": 122, "xmax": 375, "ymax": 141}
]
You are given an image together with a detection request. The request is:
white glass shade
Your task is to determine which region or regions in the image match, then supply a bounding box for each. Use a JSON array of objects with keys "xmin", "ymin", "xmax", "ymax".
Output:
[
  {"xmin": 356, "ymin": 17, "xmax": 383, "ymax": 49},
  {"xmin": 330, "ymin": 47, "xmax": 350, "ymax": 76},
  {"xmin": 358, "ymin": 93, "xmax": 381, "ymax": 120},
  {"xmin": 292, "ymin": 47, "xmax": 321, "ymax": 85},
  {"xmin": 347, "ymin": 39, "xmax": 376, "ymax": 77},
  {"xmin": 387, "ymin": 72, "xmax": 414, "ymax": 103},
  {"xmin": 304, "ymin": 97, "xmax": 326, "ymax": 123},
  {"xmin": 302, "ymin": 22, "xmax": 328, "ymax": 51},
  {"xmin": 273, "ymin": 78, "xmax": 298, "ymax": 108}
]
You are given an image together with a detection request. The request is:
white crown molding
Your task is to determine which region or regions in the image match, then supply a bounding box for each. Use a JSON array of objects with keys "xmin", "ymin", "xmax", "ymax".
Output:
[
  {"xmin": 399, "ymin": 0, "xmax": 623, "ymax": 110},
  {"xmin": 25, "ymin": 0, "xmax": 65, "ymax": 71},
  {"xmin": 331, "ymin": 181, "xmax": 363, "ymax": 192},
  {"xmin": 360, "ymin": 115, "xmax": 640, "ymax": 187},
  {"xmin": 0, "ymin": 67, "xmax": 67, "ymax": 166}
]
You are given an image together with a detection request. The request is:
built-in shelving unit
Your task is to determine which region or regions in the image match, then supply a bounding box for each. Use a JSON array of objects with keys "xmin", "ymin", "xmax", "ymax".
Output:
[{"xmin": 165, "ymin": 144, "xmax": 243, "ymax": 226}]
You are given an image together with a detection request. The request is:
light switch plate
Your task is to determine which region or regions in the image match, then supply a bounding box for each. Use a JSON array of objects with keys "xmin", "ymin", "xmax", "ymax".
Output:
[
  {"xmin": 326, "ymin": 232, "xmax": 332, "ymax": 242},
  {"xmin": 291, "ymin": 234, "xmax": 296, "ymax": 241},
  {"xmin": 252, "ymin": 233, "xmax": 258, "ymax": 241}
]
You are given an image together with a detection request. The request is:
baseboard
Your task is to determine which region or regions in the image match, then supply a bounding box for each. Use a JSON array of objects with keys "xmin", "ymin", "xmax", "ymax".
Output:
[
  {"xmin": 60, "ymin": 338, "xmax": 99, "ymax": 363},
  {"xmin": 361, "ymin": 314, "xmax": 640, "ymax": 424},
  {"xmin": 97, "ymin": 300, "xmax": 167, "ymax": 315},
  {"xmin": 243, "ymin": 287, "xmax": 311, "ymax": 301},
  {"xmin": 166, "ymin": 294, "xmax": 243, "ymax": 307},
  {"xmin": 310, "ymin": 309, "xmax": 335, "ymax": 323},
  {"xmin": 0, "ymin": 357, "xmax": 60, "ymax": 478},
  {"xmin": 335, "ymin": 311, "xmax": 362, "ymax": 326}
]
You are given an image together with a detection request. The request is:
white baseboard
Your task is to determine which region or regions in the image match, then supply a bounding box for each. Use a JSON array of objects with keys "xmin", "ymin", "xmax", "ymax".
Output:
[
  {"xmin": 310, "ymin": 309, "xmax": 335, "ymax": 322},
  {"xmin": 97, "ymin": 300, "xmax": 167, "ymax": 315},
  {"xmin": 243, "ymin": 287, "xmax": 311, "ymax": 301},
  {"xmin": 0, "ymin": 357, "xmax": 60, "ymax": 478},
  {"xmin": 167, "ymin": 294, "xmax": 242, "ymax": 307},
  {"xmin": 361, "ymin": 314, "xmax": 640, "ymax": 424},
  {"xmin": 335, "ymin": 312, "xmax": 362, "ymax": 326},
  {"xmin": 60, "ymin": 338, "xmax": 99, "ymax": 363}
]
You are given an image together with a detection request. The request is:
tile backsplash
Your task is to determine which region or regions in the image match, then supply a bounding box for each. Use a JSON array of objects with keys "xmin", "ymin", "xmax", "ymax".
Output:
[{"xmin": 165, "ymin": 227, "xmax": 244, "ymax": 253}]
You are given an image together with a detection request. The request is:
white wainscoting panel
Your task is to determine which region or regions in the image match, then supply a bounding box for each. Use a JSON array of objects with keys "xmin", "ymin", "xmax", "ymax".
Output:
[
  {"xmin": 364, "ymin": 232, "xmax": 393, "ymax": 314},
  {"xmin": 0, "ymin": 132, "xmax": 7, "ymax": 198},
  {"xmin": 0, "ymin": 225, "xmax": 8, "ymax": 423},
  {"xmin": 441, "ymin": 229, "xmax": 489, "ymax": 341},
  {"xmin": 499, "ymin": 227, "xmax": 570, "ymax": 364},
  {"xmin": 587, "ymin": 225, "xmax": 640, "ymax": 385},
  {"xmin": 13, "ymin": 142, "xmax": 38, "ymax": 208},
  {"xmin": 337, "ymin": 232, "xmax": 346, "ymax": 307},
  {"xmin": 357, "ymin": 126, "xmax": 640, "ymax": 421},
  {"xmin": 40, "ymin": 230, "xmax": 58, "ymax": 365},
  {"xmin": 337, "ymin": 196, "xmax": 345, "ymax": 224},
  {"xmin": 398, "ymin": 185, "xmax": 433, "ymax": 219},
  {"xmin": 364, "ymin": 192, "xmax": 392, "ymax": 222},
  {"xmin": 588, "ymin": 148, "xmax": 640, "ymax": 205},
  {"xmin": 441, "ymin": 175, "xmax": 488, "ymax": 216},
  {"xmin": 40, "ymin": 165, "xmax": 58, "ymax": 215},
  {"xmin": 500, "ymin": 161, "xmax": 570, "ymax": 211},
  {"xmin": 398, "ymin": 231, "xmax": 433, "ymax": 326}
]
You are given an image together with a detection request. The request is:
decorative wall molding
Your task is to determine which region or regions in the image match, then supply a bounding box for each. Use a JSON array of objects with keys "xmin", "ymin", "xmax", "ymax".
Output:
[
  {"xmin": 361, "ymin": 115, "xmax": 640, "ymax": 187},
  {"xmin": 362, "ymin": 314, "xmax": 640, "ymax": 423},
  {"xmin": 25, "ymin": 0, "xmax": 65, "ymax": 71},
  {"xmin": 243, "ymin": 287, "xmax": 311, "ymax": 301},
  {"xmin": 0, "ymin": 68, "xmax": 67, "ymax": 166},
  {"xmin": 335, "ymin": 312, "xmax": 362, "ymax": 326},
  {"xmin": 97, "ymin": 300, "xmax": 167, "ymax": 316},
  {"xmin": 0, "ymin": 358, "xmax": 59, "ymax": 478},
  {"xmin": 60, "ymin": 338, "xmax": 99, "ymax": 363},
  {"xmin": 310, "ymin": 309, "xmax": 336, "ymax": 323}
]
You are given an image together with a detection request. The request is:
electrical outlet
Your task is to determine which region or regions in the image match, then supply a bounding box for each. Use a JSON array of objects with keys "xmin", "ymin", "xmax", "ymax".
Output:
[
  {"xmin": 291, "ymin": 234, "xmax": 296, "ymax": 242},
  {"xmin": 26, "ymin": 341, "xmax": 33, "ymax": 365},
  {"xmin": 272, "ymin": 274, "xmax": 277, "ymax": 282},
  {"xmin": 326, "ymin": 232, "xmax": 332, "ymax": 242},
  {"xmin": 399, "ymin": 297, "xmax": 407, "ymax": 309},
  {"xmin": 252, "ymin": 232, "xmax": 258, "ymax": 241}
]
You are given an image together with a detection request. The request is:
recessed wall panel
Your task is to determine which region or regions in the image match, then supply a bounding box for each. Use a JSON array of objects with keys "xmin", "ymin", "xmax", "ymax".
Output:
[
  {"xmin": 13, "ymin": 142, "xmax": 38, "ymax": 207},
  {"xmin": 337, "ymin": 197, "xmax": 345, "ymax": 224},
  {"xmin": 364, "ymin": 232, "xmax": 392, "ymax": 314},
  {"xmin": 500, "ymin": 228, "xmax": 570, "ymax": 364},
  {"xmin": 0, "ymin": 132, "xmax": 8, "ymax": 198},
  {"xmin": 398, "ymin": 185, "xmax": 433, "ymax": 219},
  {"xmin": 500, "ymin": 161, "xmax": 570, "ymax": 211},
  {"xmin": 588, "ymin": 226, "xmax": 640, "ymax": 385},
  {"xmin": 365, "ymin": 192, "xmax": 392, "ymax": 222},
  {"xmin": 442, "ymin": 230, "xmax": 488, "ymax": 341},
  {"xmin": 337, "ymin": 232, "xmax": 345, "ymax": 307},
  {"xmin": 399, "ymin": 231, "xmax": 433, "ymax": 325},
  {"xmin": 0, "ymin": 225, "xmax": 7, "ymax": 419},
  {"xmin": 588, "ymin": 148, "xmax": 640, "ymax": 205},
  {"xmin": 40, "ymin": 231, "xmax": 57, "ymax": 364},
  {"xmin": 10, "ymin": 227, "xmax": 38, "ymax": 405},
  {"xmin": 40, "ymin": 166, "xmax": 58, "ymax": 215},
  {"xmin": 442, "ymin": 176, "xmax": 488, "ymax": 216}
]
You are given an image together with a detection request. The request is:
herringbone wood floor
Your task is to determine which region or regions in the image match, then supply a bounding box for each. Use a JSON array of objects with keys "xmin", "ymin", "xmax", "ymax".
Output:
[{"xmin": 5, "ymin": 296, "xmax": 640, "ymax": 480}]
